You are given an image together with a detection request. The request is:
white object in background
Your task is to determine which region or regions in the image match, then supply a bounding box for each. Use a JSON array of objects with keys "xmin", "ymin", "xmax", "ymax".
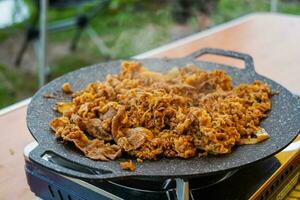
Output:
[
  {"xmin": 0, "ymin": 98, "xmax": 31, "ymax": 116},
  {"xmin": 38, "ymin": 0, "xmax": 48, "ymax": 87},
  {"xmin": 270, "ymin": 0, "xmax": 278, "ymax": 12},
  {"xmin": 0, "ymin": 0, "xmax": 29, "ymax": 28}
]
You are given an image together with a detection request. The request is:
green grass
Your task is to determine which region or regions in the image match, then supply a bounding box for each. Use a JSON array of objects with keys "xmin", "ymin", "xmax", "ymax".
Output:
[
  {"xmin": 279, "ymin": 1, "xmax": 300, "ymax": 14},
  {"xmin": 48, "ymin": 7, "xmax": 172, "ymax": 56},
  {"xmin": 0, "ymin": 64, "xmax": 37, "ymax": 108},
  {"xmin": 47, "ymin": 6, "xmax": 173, "ymax": 80},
  {"xmin": 49, "ymin": 52, "xmax": 103, "ymax": 79},
  {"xmin": 211, "ymin": 0, "xmax": 270, "ymax": 24}
]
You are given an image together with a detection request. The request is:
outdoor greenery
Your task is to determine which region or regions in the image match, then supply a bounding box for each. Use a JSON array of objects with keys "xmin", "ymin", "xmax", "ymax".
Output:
[
  {"xmin": 0, "ymin": 64, "xmax": 36, "ymax": 108},
  {"xmin": 0, "ymin": 0, "xmax": 300, "ymax": 108}
]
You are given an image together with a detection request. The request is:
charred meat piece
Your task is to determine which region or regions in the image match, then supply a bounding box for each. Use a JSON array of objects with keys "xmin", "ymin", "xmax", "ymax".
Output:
[
  {"xmin": 50, "ymin": 117, "xmax": 121, "ymax": 161},
  {"xmin": 85, "ymin": 118, "xmax": 113, "ymax": 141}
]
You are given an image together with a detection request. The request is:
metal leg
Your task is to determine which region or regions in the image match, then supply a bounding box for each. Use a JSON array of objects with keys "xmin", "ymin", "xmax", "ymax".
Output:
[
  {"xmin": 15, "ymin": 36, "xmax": 30, "ymax": 67},
  {"xmin": 69, "ymin": 1, "xmax": 112, "ymax": 56},
  {"xmin": 175, "ymin": 178, "xmax": 189, "ymax": 200},
  {"xmin": 85, "ymin": 26, "xmax": 112, "ymax": 57},
  {"xmin": 15, "ymin": 27, "xmax": 39, "ymax": 67},
  {"xmin": 70, "ymin": 27, "xmax": 84, "ymax": 51},
  {"xmin": 270, "ymin": 0, "xmax": 278, "ymax": 12},
  {"xmin": 70, "ymin": 15, "xmax": 88, "ymax": 51},
  {"xmin": 38, "ymin": 0, "xmax": 48, "ymax": 87}
]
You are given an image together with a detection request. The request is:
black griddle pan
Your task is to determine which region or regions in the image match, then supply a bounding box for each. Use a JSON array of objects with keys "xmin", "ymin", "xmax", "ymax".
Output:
[{"xmin": 27, "ymin": 48, "xmax": 300, "ymax": 180}]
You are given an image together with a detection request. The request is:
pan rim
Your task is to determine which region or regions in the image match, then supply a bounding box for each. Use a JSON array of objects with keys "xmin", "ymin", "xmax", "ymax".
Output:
[{"xmin": 26, "ymin": 57, "xmax": 300, "ymax": 180}]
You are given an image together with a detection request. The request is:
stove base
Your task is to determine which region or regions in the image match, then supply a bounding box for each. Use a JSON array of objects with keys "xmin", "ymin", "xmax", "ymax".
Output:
[{"xmin": 25, "ymin": 156, "xmax": 282, "ymax": 200}]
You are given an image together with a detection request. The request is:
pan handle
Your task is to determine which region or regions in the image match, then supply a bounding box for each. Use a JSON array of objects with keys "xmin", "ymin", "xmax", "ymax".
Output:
[
  {"xmin": 29, "ymin": 145, "xmax": 116, "ymax": 180},
  {"xmin": 186, "ymin": 48, "xmax": 256, "ymax": 73}
]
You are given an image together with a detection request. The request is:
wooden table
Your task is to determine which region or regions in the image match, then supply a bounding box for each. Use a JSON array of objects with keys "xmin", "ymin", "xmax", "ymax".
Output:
[{"xmin": 1, "ymin": 13, "xmax": 300, "ymax": 199}]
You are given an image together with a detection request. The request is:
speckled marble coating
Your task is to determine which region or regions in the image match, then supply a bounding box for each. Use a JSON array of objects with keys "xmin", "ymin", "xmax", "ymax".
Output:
[{"xmin": 27, "ymin": 48, "xmax": 300, "ymax": 180}]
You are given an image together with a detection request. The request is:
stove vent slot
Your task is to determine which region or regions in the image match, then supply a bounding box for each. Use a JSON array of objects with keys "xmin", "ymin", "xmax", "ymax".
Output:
[
  {"xmin": 48, "ymin": 184, "xmax": 75, "ymax": 200},
  {"xmin": 258, "ymin": 165, "xmax": 295, "ymax": 200},
  {"xmin": 58, "ymin": 190, "xmax": 64, "ymax": 200},
  {"xmin": 48, "ymin": 185, "xmax": 55, "ymax": 197}
]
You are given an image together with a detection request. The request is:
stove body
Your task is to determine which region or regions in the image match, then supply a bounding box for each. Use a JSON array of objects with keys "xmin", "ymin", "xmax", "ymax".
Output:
[{"xmin": 24, "ymin": 135, "xmax": 300, "ymax": 200}]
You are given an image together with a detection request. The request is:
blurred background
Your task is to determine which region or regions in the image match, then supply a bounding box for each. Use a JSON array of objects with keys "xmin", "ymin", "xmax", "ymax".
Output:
[{"xmin": 0, "ymin": 0, "xmax": 299, "ymax": 109}]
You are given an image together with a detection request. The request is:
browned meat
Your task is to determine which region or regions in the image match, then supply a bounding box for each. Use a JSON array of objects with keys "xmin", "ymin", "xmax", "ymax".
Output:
[
  {"xmin": 84, "ymin": 140, "xmax": 121, "ymax": 160},
  {"xmin": 70, "ymin": 114, "xmax": 86, "ymax": 130},
  {"xmin": 43, "ymin": 93, "xmax": 55, "ymax": 99},
  {"xmin": 50, "ymin": 61, "xmax": 271, "ymax": 163},
  {"xmin": 62, "ymin": 82, "xmax": 73, "ymax": 94},
  {"xmin": 111, "ymin": 106, "xmax": 126, "ymax": 139},
  {"xmin": 85, "ymin": 118, "xmax": 113, "ymax": 141},
  {"xmin": 125, "ymin": 127, "xmax": 152, "ymax": 149},
  {"xmin": 174, "ymin": 136, "xmax": 196, "ymax": 158},
  {"xmin": 50, "ymin": 117, "xmax": 121, "ymax": 161},
  {"xmin": 120, "ymin": 160, "xmax": 135, "ymax": 171},
  {"xmin": 101, "ymin": 106, "xmax": 117, "ymax": 120}
]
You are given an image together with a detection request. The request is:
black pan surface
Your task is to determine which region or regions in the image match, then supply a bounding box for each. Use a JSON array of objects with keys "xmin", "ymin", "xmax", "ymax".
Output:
[{"xmin": 27, "ymin": 48, "xmax": 300, "ymax": 180}]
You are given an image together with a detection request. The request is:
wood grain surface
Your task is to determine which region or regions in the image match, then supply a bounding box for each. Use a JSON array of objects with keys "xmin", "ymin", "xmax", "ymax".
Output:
[
  {"xmin": 0, "ymin": 13, "xmax": 300, "ymax": 199},
  {"xmin": 0, "ymin": 106, "xmax": 35, "ymax": 200}
]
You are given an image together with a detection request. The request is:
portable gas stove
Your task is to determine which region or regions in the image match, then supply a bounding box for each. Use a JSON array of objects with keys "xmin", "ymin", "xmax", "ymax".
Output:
[
  {"xmin": 23, "ymin": 47, "xmax": 300, "ymax": 200},
  {"xmin": 24, "ymin": 135, "xmax": 300, "ymax": 200}
]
